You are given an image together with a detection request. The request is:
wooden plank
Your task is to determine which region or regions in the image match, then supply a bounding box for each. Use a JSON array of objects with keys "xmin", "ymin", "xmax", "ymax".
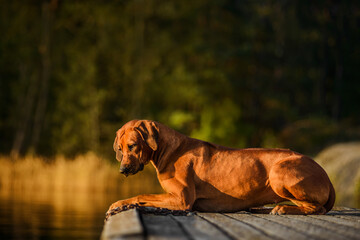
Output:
[
  {"xmin": 325, "ymin": 209, "xmax": 360, "ymax": 222},
  {"xmin": 226, "ymin": 213, "xmax": 311, "ymax": 240},
  {"xmin": 101, "ymin": 208, "xmax": 360, "ymax": 240},
  {"xmin": 282, "ymin": 215, "xmax": 359, "ymax": 240},
  {"xmin": 255, "ymin": 214, "xmax": 351, "ymax": 240},
  {"xmin": 172, "ymin": 214, "xmax": 231, "ymax": 240},
  {"xmin": 329, "ymin": 214, "xmax": 360, "ymax": 222},
  {"xmin": 332, "ymin": 207, "xmax": 360, "ymax": 213},
  {"xmin": 330, "ymin": 208, "xmax": 360, "ymax": 214},
  {"xmin": 197, "ymin": 212, "xmax": 274, "ymax": 240},
  {"xmin": 309, "ymin": 215, "xmax": 360, "ymax": 229},
  {"xmin": 101, "ymin": 209, "xmax": 144, "ymax": 240},
  {"xmin": 141, "ymin": 214, "xmax": 188, "ymax": 240},
  {"xmin": 308, "ymin": 214, "xmax": 360, "ymax": 229}
]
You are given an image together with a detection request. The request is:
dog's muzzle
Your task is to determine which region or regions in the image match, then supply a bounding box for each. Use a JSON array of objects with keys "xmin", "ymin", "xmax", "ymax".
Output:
[
  {"xmin": 119, "ymin": 165, "xmax": 130, "ymax": 175},
  {"xmin": 139, "ymin": 163, "xmax": 144, "ymax": 171},
  {"xmin": 119, "ymin": 163, "xmax": 144, "ymax": 177}
]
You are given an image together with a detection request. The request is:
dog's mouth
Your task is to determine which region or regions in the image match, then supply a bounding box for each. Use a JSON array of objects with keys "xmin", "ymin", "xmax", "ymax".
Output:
[{"xmin": 120, "ymin": 163, "xmax": 144, "ymax": 177}]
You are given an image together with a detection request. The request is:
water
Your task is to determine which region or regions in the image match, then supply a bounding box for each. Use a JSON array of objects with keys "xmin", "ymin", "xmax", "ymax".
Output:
[
  {"xmin": 0, "ymin": 190, "xmax": 120, "ymax": 240},
  {"xmin": 0, "ymin": 156, "xmax": 163, "ymax": 240}
]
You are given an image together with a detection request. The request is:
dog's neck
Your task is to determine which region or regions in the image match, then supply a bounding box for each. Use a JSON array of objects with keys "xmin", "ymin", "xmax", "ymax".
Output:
[{"xmin": 150, "ymin": 122, "xmax": 187, "ymax": 173}]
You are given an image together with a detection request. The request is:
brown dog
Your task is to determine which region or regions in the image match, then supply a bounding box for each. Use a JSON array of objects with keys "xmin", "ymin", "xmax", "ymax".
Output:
[{"xmin": 108, "ymin": 120, "xmax": 335, "ymax": 215}]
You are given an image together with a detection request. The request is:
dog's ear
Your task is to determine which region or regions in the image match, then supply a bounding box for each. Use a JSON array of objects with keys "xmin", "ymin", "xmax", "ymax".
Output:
[
  {"xmin": 113, "ymin": 129, "xmax": 125, "ymax": 151},
  {"xmin": 113, "ymin": 135, "xmax": 118, "ymax": 151},
  {"xmin": 134, "ymin": 121, "xmax": 159, "ymax": 151}
]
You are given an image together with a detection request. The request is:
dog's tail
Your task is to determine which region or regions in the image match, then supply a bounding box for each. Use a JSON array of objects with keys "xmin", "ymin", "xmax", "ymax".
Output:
[{"xmin": 324, "ymin": 182, "xmax": 336, "ymax": 213}]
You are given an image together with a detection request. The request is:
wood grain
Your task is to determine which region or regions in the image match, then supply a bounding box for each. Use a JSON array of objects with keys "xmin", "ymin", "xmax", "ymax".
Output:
[{"xmin": 101, "ymin": 208, "xmax": 360, "ymax": 240}]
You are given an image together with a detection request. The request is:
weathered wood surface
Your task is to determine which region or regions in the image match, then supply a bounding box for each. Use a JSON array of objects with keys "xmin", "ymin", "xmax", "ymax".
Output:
[
  {"xmin": 101, "ymin": 209, "xmax": 143, "ymax": 240},
  {"xmin": 101, "ymin": 208, "xmax": 360, "ymax": 240}
]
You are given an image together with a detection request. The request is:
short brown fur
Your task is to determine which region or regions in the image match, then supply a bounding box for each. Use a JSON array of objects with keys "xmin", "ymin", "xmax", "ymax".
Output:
[{"xmin": 108, "ymin": 120, "xmax": 335, "ymax": 215}]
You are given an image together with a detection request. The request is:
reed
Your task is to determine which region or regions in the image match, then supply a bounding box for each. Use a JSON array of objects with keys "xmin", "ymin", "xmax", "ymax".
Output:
[
  {"xmin": 0, "ymin": 153, "xmax": 165, "ymax": 238},
  {"xmin": 0, "ymin": 153, "xmax": 163, "ymax": 199}
]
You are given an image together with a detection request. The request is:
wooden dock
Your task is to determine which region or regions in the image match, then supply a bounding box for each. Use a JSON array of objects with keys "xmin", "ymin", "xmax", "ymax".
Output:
[{"xmin": 101, "ymin": 207, "xmax": 360, "ymax": 240}]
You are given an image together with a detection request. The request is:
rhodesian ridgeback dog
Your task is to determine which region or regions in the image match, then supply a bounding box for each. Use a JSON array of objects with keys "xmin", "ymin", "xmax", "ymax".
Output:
[{"xmin": 107, "ymin": 120, "xmax": 335, "ymax": 215}]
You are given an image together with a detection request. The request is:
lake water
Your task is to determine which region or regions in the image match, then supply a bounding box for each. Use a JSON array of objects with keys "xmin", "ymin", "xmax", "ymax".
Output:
[
  {"xmin": 0, "ymin": 156, "xmax": 163, "ymax": 240},
  {"xmin": 0, "ymin": 190, "xmax": 123, "ymax": 240}
]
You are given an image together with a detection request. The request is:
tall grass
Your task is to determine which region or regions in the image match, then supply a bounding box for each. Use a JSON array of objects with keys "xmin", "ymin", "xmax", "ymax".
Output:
[
  {"xmin": 0, "ymin": 153, "xmax": 165, "ymax": 239},
  {"xmin": 0, "ymin": 153, "xmax": 163, "ymax": 200}
]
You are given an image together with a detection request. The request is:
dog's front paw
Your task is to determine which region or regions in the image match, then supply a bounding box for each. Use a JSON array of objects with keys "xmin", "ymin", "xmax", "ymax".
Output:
[
  {"xmin": 105, "ymin": 201, "xmax": 140, "ymax": 221},
  {"xmin": 106, "ymin": 201, "xmax": 124, "ymax": 218},
  {"xmin": 105, "ymin": 207, "xmax": 120, "ymax": 219},
  {"xmin": 108, "ymin": 201, "xmax": 122, "ymax": 212},
  {"xmin": 270, "ymin": 205, "xmax": 286, "ymax": 215}
]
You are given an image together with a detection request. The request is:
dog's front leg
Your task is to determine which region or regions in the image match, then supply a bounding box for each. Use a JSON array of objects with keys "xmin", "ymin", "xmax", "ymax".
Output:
[{"xmin": 107, "ymin": 192, "xmax": 193, "ymax": 214}]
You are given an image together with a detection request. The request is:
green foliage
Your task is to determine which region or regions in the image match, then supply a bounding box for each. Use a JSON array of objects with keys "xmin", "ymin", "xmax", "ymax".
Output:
[{"xmin": 1, "ymin": 0, "xmax": 359, "ymax": 158}]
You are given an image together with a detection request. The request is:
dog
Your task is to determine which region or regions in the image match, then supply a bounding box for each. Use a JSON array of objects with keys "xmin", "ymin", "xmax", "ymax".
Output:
[{"xmin": 107, "ymin": 119, "xmax": 335, "ymax": 215}]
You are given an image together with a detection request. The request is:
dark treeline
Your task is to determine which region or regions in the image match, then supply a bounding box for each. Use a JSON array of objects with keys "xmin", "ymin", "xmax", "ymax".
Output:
[{"xmin": 1, "ymin": 0, "xmax": 359, "ymax": 159}]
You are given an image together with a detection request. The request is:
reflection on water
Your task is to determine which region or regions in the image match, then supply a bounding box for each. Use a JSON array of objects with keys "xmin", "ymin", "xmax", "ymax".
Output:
[
  {"xmin": 0, "ymin": 154, "xmax": 163, "ymax": 240},
  {"xmin": 0, "ymin": 190, "xmax": 122, "ymax": 240},
  {"xmin": 0, "ymin": 187, "xmax": 163, "ymax": 240}
]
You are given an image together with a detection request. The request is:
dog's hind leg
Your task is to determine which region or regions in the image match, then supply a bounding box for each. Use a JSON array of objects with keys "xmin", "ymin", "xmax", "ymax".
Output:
[
  {"xmin": 268, "ymin": 156, "xmax": 331, "ymax": 215},
  {"xmin": 270, "ymin": 201, "xmax": 326, "ymax": 215}
]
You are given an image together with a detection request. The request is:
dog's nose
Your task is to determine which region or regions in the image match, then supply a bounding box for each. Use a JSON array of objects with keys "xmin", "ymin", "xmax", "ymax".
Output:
[{"xmin": 119, "ymin": 165, "xmax": 130, "ymax": 174}]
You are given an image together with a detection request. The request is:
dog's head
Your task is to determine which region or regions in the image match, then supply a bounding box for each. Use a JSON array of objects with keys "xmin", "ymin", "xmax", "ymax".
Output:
[{"xmin": 113, "ymin": 120, "xmax": 159, "ymax": 176}]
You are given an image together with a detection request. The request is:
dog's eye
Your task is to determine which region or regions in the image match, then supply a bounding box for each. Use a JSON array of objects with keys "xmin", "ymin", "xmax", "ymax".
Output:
[{"xmin": 128, "ymin": 144, "xmax": 136, "ymax": 151}]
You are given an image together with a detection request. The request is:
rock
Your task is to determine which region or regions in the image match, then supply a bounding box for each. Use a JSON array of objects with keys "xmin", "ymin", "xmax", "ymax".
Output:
[{"xmin": 316, "ymin": 142, "xmax": 360, "ymax": 208}]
